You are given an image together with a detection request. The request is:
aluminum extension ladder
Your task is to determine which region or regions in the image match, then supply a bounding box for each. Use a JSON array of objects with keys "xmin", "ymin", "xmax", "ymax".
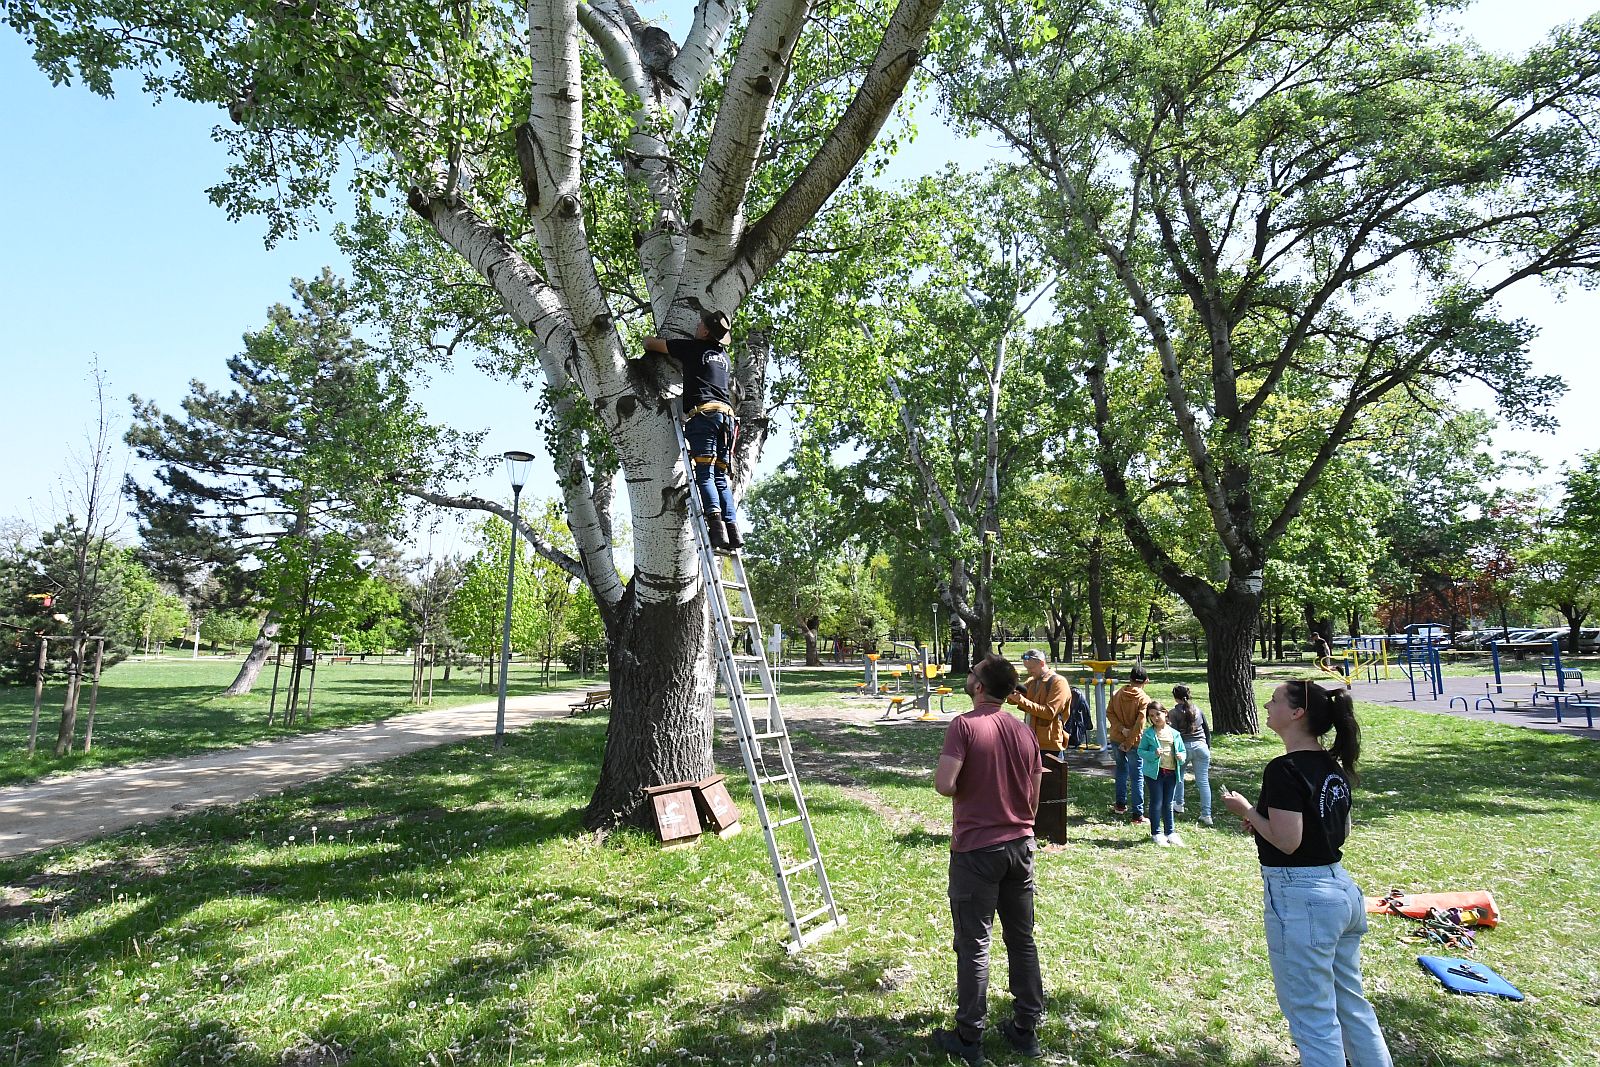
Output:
[{"xmin": 674, "ymin": 419, "xmax": 845, "ymax": 953}]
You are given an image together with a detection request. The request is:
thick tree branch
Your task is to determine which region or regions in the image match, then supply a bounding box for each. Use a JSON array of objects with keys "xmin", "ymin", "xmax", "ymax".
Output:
[
  {"xmin": 670, "ymin": 0, "xmax": 738, "ymax": 103},
  {"xmin": 403, "ymin": 486, "xmax": 584, "ymax": 581},
  {"xmin": 682, "ymin": 0, "xmax": 813, "ymax": 288},
  {"xmin": 728, "ymin": 0, "xmax": 944, "ymax": 296},
  {"xmin": 885, "ymin": 373, "xmax": 963, "ymax": 538}
]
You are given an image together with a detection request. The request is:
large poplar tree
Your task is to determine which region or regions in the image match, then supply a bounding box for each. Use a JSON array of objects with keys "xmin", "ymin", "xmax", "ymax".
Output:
[{"xmin": 9, "ymin": 0, "xmax": 943, "ymax": 825}]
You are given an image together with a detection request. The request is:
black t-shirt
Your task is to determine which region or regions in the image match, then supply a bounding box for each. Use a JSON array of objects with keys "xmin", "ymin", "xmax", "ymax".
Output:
[
  {"xmin": 666, "ymin": 338, "xmax": 733, "ymax": 411},
  {"xmin": 1254, "ymin": 750, "xmax": 1352, "ymax": 867}
]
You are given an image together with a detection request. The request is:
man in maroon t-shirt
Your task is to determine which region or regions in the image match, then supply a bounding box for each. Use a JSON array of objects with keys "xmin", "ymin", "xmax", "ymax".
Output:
[{"xmin": 932, "ymin": 655, "xmax": 1046, "ymax": 1064}]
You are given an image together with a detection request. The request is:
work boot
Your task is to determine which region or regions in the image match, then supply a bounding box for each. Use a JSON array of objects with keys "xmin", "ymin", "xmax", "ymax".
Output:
[
  {"xmin": 704, "ymin": 512, "xmax": 729, "ymax": 550},
  {"xmin": 723, "ymin": 518, "xmax": 744, "ymax": 550},
  {"xmin": 999, "ymin": 1019, "xmax": 1042, "ymax": 1059},
  {"xmin": 931, "ymin": 1028, "xmax": 985, "ymax": 1066}
]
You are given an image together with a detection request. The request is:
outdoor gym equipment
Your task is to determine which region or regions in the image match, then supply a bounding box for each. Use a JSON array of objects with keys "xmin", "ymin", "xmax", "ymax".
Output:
[
  {"xmin": 1351, "ymin": 635, "xmax": 1391, "ymax": 682},
  {"xmin": 1400, "ymin": 624, "xmax": 1447, "ymax": 702},
  {"xmin": 1080, "ymin": 660, "xmax": 1116, "ymax": 764},
  {"xmin": 1316, "ymin": 638, "xmax": 1387, "ymax": 687},
  {"xmin": 863, "ymin": 652, "xmax": 880, "ymax": 693},
  {"xmin": 878, "ymin": 641, "xmax": 943, "ymax": 721},
  {"xmin": 1488, "ymin": 636, "xmax": 1571, "ymax": 694}
]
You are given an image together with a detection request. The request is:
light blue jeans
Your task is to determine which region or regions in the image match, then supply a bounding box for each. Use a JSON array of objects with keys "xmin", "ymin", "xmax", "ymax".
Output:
[
  {"xmin": 1112, "ymin": 746, "xmax": 1143, "ymax": 815},
  {"xmin": 1174, "ymin": 739, "xmax": 1212, "ymax": 818},
  {"xmin": 1261, "ymin": 864, "xmax": 1393, "ymax": 1067}
]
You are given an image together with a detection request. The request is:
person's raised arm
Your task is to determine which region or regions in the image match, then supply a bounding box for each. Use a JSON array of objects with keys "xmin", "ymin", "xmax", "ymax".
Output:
[{"xmin": 642, "ymin": 337, "xmax": 670, "ymax": 355}]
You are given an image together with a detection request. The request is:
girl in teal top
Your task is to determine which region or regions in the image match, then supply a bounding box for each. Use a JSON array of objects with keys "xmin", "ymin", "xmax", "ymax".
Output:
[{"xmin": 1137, "ymin": 703, "xmax": 1187, "ymax": 845}]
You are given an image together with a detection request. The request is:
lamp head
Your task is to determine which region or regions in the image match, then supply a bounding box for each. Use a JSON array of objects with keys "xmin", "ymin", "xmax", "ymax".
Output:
[{"xmin": 503, "ymin": 450, "xmax": 536, "ymax": 491}]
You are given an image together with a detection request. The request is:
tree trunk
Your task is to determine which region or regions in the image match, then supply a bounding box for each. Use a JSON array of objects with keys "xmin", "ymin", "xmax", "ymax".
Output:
[
  {"xmin": 802, "ymin": 618, "xmax": 822, "ymax": 667},
  {"xmin": 225, "ymin": 615, "xmax": 281, "ymax": 696},
  {"xmin": 584, "ymin": 592, "xmax": 714, "ymax": 829},
  {"xmin": 968, "ymin": 578, "xmax": 996, "ymax": 660},
  {"xmin": 53, "ymin": 637, "xmax": 87, "ymax": 757},
  {"xmin": 1560, "ymin": 605, "xmax": 1588, "ymax": 654},
  {"xmin": 1199, "ymin": 595, "xmax": 1262, "ymax": 734},
  {"xmin": 1088, "ymin": 538, "xmax": 1109, "ymax": 659}
]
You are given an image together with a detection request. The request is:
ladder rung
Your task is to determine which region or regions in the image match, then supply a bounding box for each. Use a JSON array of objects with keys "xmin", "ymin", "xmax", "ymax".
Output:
[
  {"xmin": 720, "ymin": 579, "xmax": 747, "ymax": 590},
  {"xmin": 787, "ymin": 915, "xmax": 847, "ymax": 953},
  {"xmin": 728, "ymin": 615, "xmax": 757, "ymax": 625},
  {"xmin": 781, "ymin": 858, "xmax": 819, "ymax": 879},
  {"xmin": 773, "ymin": 815, "xmax": 805, "ymax": 829},
  {"xmin": 758, "ymin": 773, "xmax": 792, "ymax": 787},
  {"xmin": 750, "ymin": 730, "xmax": 785, "ymax": 741},
  {"xmin": 795, "ymin": 905, "xmax": 834, "ymax": 927}
]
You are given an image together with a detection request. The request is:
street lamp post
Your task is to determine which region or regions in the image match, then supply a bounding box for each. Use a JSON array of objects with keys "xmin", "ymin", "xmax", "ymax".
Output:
[
  {"xmin": 931, "ymin": 601, "xmax": 940, "ymax": 663},
  {"xmin": 495, "ymin": 450, "xmax": 536, "ymax": 749}
]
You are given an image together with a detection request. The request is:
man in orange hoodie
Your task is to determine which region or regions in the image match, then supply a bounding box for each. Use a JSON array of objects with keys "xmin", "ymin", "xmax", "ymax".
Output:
[{"xmin": 1106, "ymin": 665, "xmax": 1153, "ymax": 825}]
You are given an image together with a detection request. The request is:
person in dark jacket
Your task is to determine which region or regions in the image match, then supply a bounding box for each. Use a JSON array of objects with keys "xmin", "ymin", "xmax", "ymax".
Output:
[{"xmin": 644, "ymin": 309, "xmax": 742, "ymax": 550}]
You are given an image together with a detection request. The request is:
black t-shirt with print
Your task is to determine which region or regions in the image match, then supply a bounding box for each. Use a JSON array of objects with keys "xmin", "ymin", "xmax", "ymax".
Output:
[
  {"xmin": 1254, "ymin": 749, "xmax": 1352, "ymax": 867},
  {"xmin": 667, "ymin": 338, "xmax": 733, "ymax": 411}
]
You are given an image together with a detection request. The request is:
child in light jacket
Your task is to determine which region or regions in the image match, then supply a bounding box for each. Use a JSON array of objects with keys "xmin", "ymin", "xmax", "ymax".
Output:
[{"xmin": 1138, "ymin": 702, "xmax": 1188, "ymax": 846}]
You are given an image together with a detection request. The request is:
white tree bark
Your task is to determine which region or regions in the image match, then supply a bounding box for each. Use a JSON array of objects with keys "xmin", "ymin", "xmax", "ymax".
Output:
[{"xmin": 401, "ymin": 0, "xmax": 945, "ymax": 824}]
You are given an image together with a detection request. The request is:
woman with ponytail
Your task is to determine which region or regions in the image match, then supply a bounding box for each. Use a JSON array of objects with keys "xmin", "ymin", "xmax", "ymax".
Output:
[{"xmin": 1221, "ymin": 681, "xmax": 1392, "ymax": 1067}]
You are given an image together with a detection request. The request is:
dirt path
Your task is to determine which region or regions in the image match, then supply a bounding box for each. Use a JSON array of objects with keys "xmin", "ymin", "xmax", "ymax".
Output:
[{"xmin": 0, "ymin": 690, "xmax": 588, "ymax": 860}]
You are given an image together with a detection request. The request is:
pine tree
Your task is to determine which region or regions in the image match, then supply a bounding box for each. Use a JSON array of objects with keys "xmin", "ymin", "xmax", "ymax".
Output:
[{"xmin": 125, "ymin": 271, "xmax": 439, "ymax": 694}]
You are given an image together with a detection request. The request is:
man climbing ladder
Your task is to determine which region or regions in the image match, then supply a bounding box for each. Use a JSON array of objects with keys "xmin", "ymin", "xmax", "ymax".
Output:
[
  {"xmin": 644, "ymin": 309, "xmax": 743, "ymax": 549},
  {"xmin": 648, "ymin": 317, "xmax": 844, "ymax": 952}
]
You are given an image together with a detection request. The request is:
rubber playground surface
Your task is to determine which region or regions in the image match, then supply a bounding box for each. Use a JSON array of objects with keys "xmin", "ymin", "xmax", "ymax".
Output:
[{"xmin": 1346, "ymin": 671, "xmax": 1600, "ymax": 741}]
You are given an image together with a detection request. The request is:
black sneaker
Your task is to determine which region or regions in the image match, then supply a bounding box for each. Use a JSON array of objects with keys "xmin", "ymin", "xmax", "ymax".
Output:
[
  {"xmin": 931, "ymin": 1027, "xmax": 986, "ymax": 1066},
  {"xmin": 999, "ymin": 1019, "xmax": 1042, "ymax": 1058}
]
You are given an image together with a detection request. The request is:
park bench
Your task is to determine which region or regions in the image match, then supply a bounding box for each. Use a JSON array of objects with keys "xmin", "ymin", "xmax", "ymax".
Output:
[
  {"xmin": 568, "ymin": 689, "xmax": 611, "ymax": 716},
  {"xmin": 329, "ymin": 655, "xmax": 353, "ymax": 664}
]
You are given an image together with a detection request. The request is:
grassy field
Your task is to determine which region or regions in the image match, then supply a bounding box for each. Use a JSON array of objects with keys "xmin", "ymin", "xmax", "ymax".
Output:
[
  {"xmin": 3, "ymin": 672, "xmax": 1596, "ymax": 1066},
  {"xmin": 0, "ymin": 657, "xmax": 604, "ymax": 787}
]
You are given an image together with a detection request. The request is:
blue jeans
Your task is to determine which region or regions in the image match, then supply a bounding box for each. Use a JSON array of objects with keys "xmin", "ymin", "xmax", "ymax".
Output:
[
  {"xmin": 1175, "ymin": 739, "xmax": 1212, "ymax": 818},
  {"xmin": 1113, "ymin": 746, "xmax": 1143, "ymax": 815},
  {"xmin": 685, "ymin": 412, "xmax": 737, "ymax": 522},
  {"xmin": 1146, "ymin": 768, "xmax": 1176, "ymax": 835},
  {"xmin": 1262, "ymin": 864, "xmax": 1393, "ymax": 1067}
]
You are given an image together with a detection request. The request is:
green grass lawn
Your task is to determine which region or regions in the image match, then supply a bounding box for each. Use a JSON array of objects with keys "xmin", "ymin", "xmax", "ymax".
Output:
[
  {"xmin": 3, "ymin": 677, "xmax": 1596, "ymax": 1065},
  {"xmin": 0, "ymin": 657, "xmax": 604, "ymax": 787}
]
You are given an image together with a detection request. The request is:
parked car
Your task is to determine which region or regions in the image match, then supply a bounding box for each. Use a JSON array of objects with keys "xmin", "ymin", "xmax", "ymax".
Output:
[{"xmin": 1544, "ymin": 627, "xmax": 1599, "ymax": 654}]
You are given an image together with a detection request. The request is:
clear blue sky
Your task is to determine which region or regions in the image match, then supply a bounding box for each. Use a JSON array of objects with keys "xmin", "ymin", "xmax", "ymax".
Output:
[{"xmin": 1, "ymin": 0, "xmax": 1595, "ymax": 550}]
